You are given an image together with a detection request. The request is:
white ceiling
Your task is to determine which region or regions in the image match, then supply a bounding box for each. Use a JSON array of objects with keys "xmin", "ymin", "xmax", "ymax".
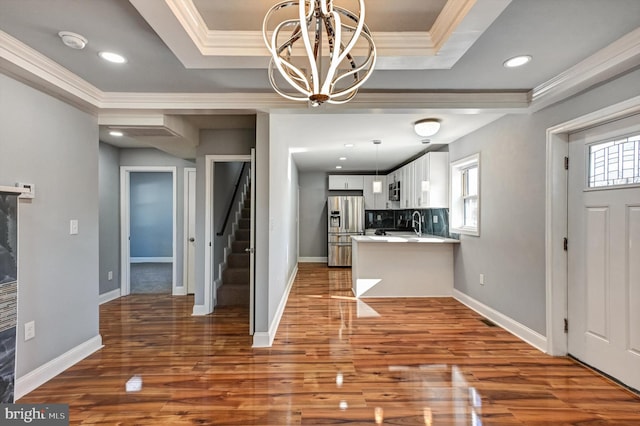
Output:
[{"xmin": 1, "ymin": 0, "xmax": 639, "ymax": 170}]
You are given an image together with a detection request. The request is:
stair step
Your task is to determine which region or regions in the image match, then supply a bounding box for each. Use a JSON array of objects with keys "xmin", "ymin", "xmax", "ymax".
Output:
[
  {"xmin": 235, "ymin": 229, "xmax": 250, "ymax": 241},
  {"xmin": 217, "ymin": 283, "xmax": 249, "ymax": 306},
  {"xmin": 239, "ymin": 218, "xmax": 250, "ymax": 230},
  {"xmin": 223, "ymin": 267, "xmax": 249, "ymax": 284},
  {"xmin": 232, "ymin": 240, "xmax": 249, "ymax": 253},
  {"xmin": 244, "ymin": 199, "xmax": 251, "ymax": 208},
  {"xmin": 228, "ymin": 253, "xmax": 249, "ymax": 268},
  {"xmin": 242, "ymin": 208, "xmax": 251, "ymax": 219}
]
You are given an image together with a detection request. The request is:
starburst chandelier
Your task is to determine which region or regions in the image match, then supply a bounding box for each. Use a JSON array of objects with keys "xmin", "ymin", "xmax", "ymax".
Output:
[{"xmin": 262, "ymin": 0, "xmax": 376, "ymax": 106}]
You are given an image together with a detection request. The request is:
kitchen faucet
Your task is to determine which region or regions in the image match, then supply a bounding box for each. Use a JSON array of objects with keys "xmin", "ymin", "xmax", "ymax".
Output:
[{"xmin": 412, "ymin": 210, "xmax": 422, "ymax": 236}]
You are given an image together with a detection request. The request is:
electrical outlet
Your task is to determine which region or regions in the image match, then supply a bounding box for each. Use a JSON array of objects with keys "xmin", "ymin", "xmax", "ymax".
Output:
[
  {"xmin": 479, "ymin": 274, "xmax": 485, "ymax": 285},
  {"xmin": 25, "ymin": 321, "xmax": 35, "ymax": 341},
  {"xmin": 433, "ymin": 215, "xmax": 438, "ymax": 224},
  {"xmin": 108, "ymin": 271, "xmax": 113, "ymax": 280}
]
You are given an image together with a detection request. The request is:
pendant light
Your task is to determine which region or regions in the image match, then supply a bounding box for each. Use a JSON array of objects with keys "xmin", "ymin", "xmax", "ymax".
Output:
[{"xmin": 373, "ymin": 140, "xmax": 382, "ymax": 193}]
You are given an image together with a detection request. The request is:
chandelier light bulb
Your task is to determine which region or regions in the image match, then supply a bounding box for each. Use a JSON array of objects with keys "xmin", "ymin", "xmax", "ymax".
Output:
[{"xmin": 263, "ymin": 0, "xmax": 376, "ymax": 105}]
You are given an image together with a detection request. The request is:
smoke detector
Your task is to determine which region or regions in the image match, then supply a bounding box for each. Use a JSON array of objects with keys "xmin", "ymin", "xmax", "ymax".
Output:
[{"xmin": 58, "ymin": 31, "xmax": 87, "ymax": 50}]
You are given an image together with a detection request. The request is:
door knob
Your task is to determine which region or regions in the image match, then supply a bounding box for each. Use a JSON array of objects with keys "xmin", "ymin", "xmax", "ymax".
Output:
[
  {"xmin": 245, "ymin": 247, "xmax": 254, "ymax": 253},
  {"xmin": 189, "ymin": 237, "xmax": 195, "ymax": 242}
]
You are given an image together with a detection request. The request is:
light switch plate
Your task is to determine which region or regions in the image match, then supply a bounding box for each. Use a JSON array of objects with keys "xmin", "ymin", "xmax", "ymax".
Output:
[
  {"xmin": 70, "ymin": 219, "xmax": 79, "ymax": 235},
  {"xmin": 25, "ymin": 321, "xmax": 35, "ymax": 341}
]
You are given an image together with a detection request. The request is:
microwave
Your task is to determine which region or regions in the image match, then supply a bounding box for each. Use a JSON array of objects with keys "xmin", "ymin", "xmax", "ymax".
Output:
[{"xmin": 388, "ymin": 181, "xmax": 400, "ymax": 201}]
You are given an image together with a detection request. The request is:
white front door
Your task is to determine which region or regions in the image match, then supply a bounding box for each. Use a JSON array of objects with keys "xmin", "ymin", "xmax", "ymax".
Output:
[{"xmin": 567, "ymin": 117, "xmax": 640, "ymax": 390}]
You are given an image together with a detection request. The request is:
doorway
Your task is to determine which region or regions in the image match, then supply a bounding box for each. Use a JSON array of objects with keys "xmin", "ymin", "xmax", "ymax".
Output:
[
  {"xmin": 183, "ymin": 167, "xmax": 196, "ymax": 294},
  {"xmin": 120, "ymin": 166, "xmax": 177, "ymax": 296},
  {"xmin": 201, "ymin": 153, "xmax": 255, "ymax": 335},
  {"xmin": 567, "ymin": 115, "xmax": 640, "ymax": 390},
  {"xmin": 545, "ymin": 96, "xmax": 640, "ymax": 391}
]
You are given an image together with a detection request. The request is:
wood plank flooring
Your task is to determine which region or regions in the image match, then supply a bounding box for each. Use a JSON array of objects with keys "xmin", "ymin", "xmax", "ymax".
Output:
[{"xmin": 20, "ymin": 263, "xmax": 640, "ymax": 424}]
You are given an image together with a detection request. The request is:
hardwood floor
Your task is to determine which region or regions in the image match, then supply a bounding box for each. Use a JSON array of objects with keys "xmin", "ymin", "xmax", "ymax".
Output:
[{"xmin": 20, "ymin": 264, "xmax": 640, "ymax": 425}]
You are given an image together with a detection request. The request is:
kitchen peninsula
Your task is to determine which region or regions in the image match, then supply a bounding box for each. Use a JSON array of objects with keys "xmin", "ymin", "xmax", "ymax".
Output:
[{"xmin": 351, "ymin": 234, "xmax": 459, "ymax": 298}]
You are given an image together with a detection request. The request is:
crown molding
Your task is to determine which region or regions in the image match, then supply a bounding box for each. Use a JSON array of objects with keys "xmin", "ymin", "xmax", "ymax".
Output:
[
  {"xmin": 0, "ymin": 30, "xmax": 102, "ymax": 113},
  {"xmin": 530, "ymin": 27, "xmax": 640, "ymax": 112}
]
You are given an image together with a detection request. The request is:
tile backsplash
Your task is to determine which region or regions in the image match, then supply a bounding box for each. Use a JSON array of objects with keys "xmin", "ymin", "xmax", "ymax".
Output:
[{"xmin": 365, "ymin": 208, "xmax": 456, "ymax": 239}]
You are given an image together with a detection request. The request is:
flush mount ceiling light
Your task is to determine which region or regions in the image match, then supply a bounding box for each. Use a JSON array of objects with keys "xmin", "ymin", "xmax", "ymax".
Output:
[
  {"xmin": 414, "ymin": 119, "xmax": 441, "ymax": 137},
  {"xmin": 109, "ymin": 130, "xmax": 124, "ymax": 137},
  {"xmin": 58, "ymin": 31, "xmax": 87, "ymax": 49},
  {"xmin": 98, "ymin": 51, "xmax": 127, "ymax": 64},
  {"xmin": 503, "ymin": 55, "xmax": 532, "ymax": 68},
  {"xmin": 262, "ymin": 0, "xmax": 376, "ymax": 106}
]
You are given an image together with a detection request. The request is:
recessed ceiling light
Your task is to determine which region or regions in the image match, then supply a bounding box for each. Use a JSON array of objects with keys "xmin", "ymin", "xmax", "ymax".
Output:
[
  {"xmin": 414, "ymin": 119, "xmax": 441, "ymax": 137},
  {"xmin": 339, "ymin": 157, "xmax": 347, "ymax": 161},
  {"xmin": 99, "ymin": 51, "xmax": 127, "ymax": 64},
  {"xmin": 503, "ymin": 55, "xmax": 532, "ymax": 68},
  {"xmin": 335, "ymin": 165, "xmax": 343, "ymax": 169},
  {"xmin": 58, "ymin": 31, "xmax": 87, "ymax": 50},
  {"xmin": 109, "ymin": 130, "xmax": 124, "ymax": 137},
  {"xmin": 344, "ymin": 143, "xmax": 354, "ymax": 148}
]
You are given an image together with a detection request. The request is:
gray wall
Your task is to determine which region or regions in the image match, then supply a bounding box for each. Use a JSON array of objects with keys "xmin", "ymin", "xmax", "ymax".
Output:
[
  {"xmin": 120, "ymin": 149, "xmax": 195, "ymax": 289},
  {"xmin": 449, "ymin": 67, "xmax": 640, "ymax": 335},
  {"xmin": 194, "ymin": 129, "xmax": 256, "ymax": 307},
  {"xmin": 298, "ymin": 172, "xmax": 328, "ymax": 258},
  {"xmin": 0, "ymin": 74, "xmax": 100, "ymax": 377},
  {"xmin": 129, "ymin": 172, "xmax": 173, "ymax": 258},
  {"xmin": 98, "ymin": 142, "xmax": 120, "ymax": 295}
]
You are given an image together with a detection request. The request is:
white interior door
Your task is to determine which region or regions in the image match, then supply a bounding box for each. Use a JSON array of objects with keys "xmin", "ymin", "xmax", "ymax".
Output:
[
  {"xmin": 568, "ymin": 117, "xmax": 640, "ymax": 390},
  {"xmin": 249, "ymin": 149, "xmax": 256, "ymax": 335},
  {"xmin": 185, "ymin": 168, "xmax": 196, "ymax": 294}
]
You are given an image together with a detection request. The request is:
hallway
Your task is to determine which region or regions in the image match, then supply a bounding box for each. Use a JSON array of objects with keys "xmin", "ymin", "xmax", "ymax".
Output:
[{"xmin": 20, "ymin": 264, "xmax": 640, "ymax": 424}]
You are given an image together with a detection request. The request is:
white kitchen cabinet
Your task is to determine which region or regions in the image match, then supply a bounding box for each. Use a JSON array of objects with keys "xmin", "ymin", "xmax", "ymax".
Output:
[
  {"xmin": 386, "ymin": 169, "xmax": 401, "ymax": 209},
  {"xmin": 328, "ymin": 174, "xmax": 364, "ymax": 190},
  {"xmin": 399, "ymin": 162, "xmax": 415, "ymax": 209},
  {"xmin": 363, "ymin": 175, "xmax": 388, "ymax": 209},
  {"xmin": 416, "ymin": 152, "xmax": 449, "ymax": 208}
]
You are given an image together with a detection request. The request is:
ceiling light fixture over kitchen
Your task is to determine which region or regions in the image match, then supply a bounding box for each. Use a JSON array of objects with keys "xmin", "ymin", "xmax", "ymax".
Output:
[
  {"xmin": 414, "ymin": 119, "xmax": 441, "ymax": 137},
  {"xmin": 262, "ymin": 0, "xmax": 376, "ymax": 106},
  {"xmin": 373, "ymin": 140, "xmax": 382, "ymax": 194}
]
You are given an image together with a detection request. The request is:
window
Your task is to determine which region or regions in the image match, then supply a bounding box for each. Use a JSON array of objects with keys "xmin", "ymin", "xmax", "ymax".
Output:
[
  {"xmin": 450, "ymin": 153, "xmax": 480, "ymax": 236},
  {"xmin": 588, "ymin": 133, "xmax": 640, "ymax": 188}
]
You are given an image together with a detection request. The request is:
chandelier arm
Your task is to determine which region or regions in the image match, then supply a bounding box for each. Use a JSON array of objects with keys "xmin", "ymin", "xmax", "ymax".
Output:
[
  {"xmin": 330, "ymin": 1, "xmax": 366, "ymax": 68},
  {"xmin": 319, "ymin": 11, "xmax": 343, "ymax": 96},
  {"xmin": 299, "ymin": 0, "xmax": 320, "ymax": 95},
  {"xmin": 268, "ymin": 60, "xmax": 312, "ymax": 101},
  {"xmin": 330, "ymin": 44, "xmax": 376, "ymax": 99}
]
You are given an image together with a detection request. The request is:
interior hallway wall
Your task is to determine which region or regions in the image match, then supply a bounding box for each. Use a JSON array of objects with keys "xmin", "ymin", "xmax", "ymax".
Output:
[
  {"xmin": 0, "ymin": 73, "xmax": 100, "ymax": 379},
  {"xmin": 298, "ymin": 172, "xmax": 328, "ymax": 259},
  {"xmin": 98, "ymin": 142, "xmax": 120, "ymax": 295}
]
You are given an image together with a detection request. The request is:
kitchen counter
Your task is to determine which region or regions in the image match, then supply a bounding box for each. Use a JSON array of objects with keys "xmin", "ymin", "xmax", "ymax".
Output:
[{"xmin": 351, "ymin": 233, "xmax": 458, "ymax": 298}]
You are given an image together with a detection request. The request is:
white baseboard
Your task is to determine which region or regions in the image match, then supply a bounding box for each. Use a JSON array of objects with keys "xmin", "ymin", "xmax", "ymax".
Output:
[
  {"xmin": 99, "ymin": 288, "xmax": 121, "ymax": 305},
  {"xmin": 15, "ymin": 335, "xmax": 103, "ymax": 400},
  {"xmin": 172, "ymin": 286, "xmax": 187, "ymax": 296},
  {"xmin": 192, "ymin": 304, "xmax": 209, "ymax": 316},
  {"xmin": 453, "ymin": 289, "xmax": 547, "ymax": 353},
  {"xmin": 253, "ymin": 264, "xmax": 298, "ymax": 348},
  {"xmin": 298, "ymin": 257, "xmax": 327, "ymax": 263},
  {"xmin": 130, "ymin": 257, "xmax": 173, "ymax": 263}
]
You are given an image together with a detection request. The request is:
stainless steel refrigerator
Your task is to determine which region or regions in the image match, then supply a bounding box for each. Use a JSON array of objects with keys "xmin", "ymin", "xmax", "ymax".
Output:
[{"xmin": 327, "ymin": 196, "xmax": 365, "ymax": 266}]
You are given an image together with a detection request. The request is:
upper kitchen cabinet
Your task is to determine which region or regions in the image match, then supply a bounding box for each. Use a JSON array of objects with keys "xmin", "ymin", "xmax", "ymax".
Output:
[
  {"xmin": 328, "ymin": 175, "xmax": 364, "ymax": 190},
  {"xmin": 415, "ymin": 152, "xmax": 449, "ymax": 208},
  {"xmin": 399, "ymin": 162, "xmax": 415, "ymax": 209},
  {"xmin": 363, "ymin": 175, "xmax": 388, "ymax": 209}
]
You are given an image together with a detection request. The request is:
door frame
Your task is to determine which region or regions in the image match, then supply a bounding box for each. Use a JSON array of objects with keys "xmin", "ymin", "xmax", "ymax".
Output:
[
  {"xmin": 545, "ymin": 95, "xmax": 640, "ymax": 356},
  {"xmin": 202, "ymin": 154, "xmax": 252, "ymax": 317},
  {"xmin": 183, "ymin": 167, "xmax": 196, "ymax": 294},
  {"xmin": 120, "ymin": 166, "xmax": 178, "ymax": 296}
]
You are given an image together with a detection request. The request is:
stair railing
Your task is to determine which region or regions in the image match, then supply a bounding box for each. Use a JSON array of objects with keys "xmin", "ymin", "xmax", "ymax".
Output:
[{"xmin": 216, "ymin": 162, "xmax": 248, "ymax": 236}]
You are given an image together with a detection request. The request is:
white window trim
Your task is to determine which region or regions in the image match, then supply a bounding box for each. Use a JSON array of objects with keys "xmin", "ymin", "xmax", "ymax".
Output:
[{"xmin": 450, "ymin": 153, "xmax": 480, "ymax": 236}]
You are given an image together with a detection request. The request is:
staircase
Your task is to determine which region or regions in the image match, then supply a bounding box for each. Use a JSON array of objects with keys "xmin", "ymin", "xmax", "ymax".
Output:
[{"xmin": 216, "ymin": 189, "xmax": 251, "ymax": 306}]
